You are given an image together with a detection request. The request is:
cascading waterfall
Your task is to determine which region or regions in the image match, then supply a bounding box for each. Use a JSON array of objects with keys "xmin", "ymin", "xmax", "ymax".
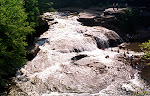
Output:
[{"xmin": 9, "ymin": 12, "xmax": 150, "ymax": 96}]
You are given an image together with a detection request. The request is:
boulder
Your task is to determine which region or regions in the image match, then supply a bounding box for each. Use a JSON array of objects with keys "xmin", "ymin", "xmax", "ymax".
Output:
[
  {"xmin": 74, "ymin": 57, "xmax": 107, "ymax": 74},
  {"xmin": 104, "ymin": 30, "xmax": 123, "ymax": 47},
  {"xmin": 74, "ymin": 57, "xmax": 106, "ymax": 69},
  {"xmin": 71, "ymin": 54, "xmax": 88, "ymax": 61},
  {"xmin": 26, "ymin": 44, "xmax": 40, "ymax": 61}
]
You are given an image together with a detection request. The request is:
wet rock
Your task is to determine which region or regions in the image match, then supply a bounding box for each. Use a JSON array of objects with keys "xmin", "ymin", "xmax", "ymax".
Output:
[
  {"xmin": 84, "ymin": 28, "xmax": 122, "ymax": 48},
  {"xmin": 104, "ymin": 30, "xmax": 122, "ymax": 47},
  {"xmin": 74, "ymin": 57, "xmax": 106, "ymax": 68},
  {"xmin": 104, "ymin": 8, "xmax": 126, "ymax": 16},
  {"xmin": 35, "ymin": 37, "xmax": 50, "ymax": 46},
  {"xmin": 41, "ymin": 13, "xmax": 54, "ymax": 21},
  {"xmin": 74, "ymin": 57, "xmax": 107, "ymax": 74},
  {"xmin": 44, "ymin": 17, "xmax": 54, "ymax": 21},
  {"xmin": 140, "ymin": 65, "xmax": 150, "ymax": 83},
  {"xmin": 77, "ymin": 9, "xmax": 101, "ymax": 26},
  {"xmin": 26, "ymin": 44, "xmax": 40, "ymax": 61},
  {"xmin": 77, "ymin": 8, "xmax": 127, "ymax": 32},
  {"xmin": 71, "ymin": 54, "xmax": 88, "ymax": 61}
]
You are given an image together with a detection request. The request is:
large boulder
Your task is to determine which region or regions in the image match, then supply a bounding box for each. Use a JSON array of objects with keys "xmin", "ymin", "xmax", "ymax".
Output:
[{"xmin": 104, "ymin": 30, "xmax": 123, "ymax": 47}]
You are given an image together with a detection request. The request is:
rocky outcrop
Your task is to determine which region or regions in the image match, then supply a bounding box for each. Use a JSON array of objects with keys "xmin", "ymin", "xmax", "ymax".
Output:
[
  {"xmin": 77, "ymin": 8, "xmax": 127, "ymax": 32},
  {"xmin": 103, "ymin": 8, "xmax": 126, "ymax": 16},
  {"xmin": 77, "ymin": 8, "xmax": 127, "ymax": 24},
  {"xmin": 104, "ymin": 30, "xmax": 123, "ymax": 47},
  {"xmin": 84, "ymin": 28, "xmax": 122, "ymax": 48},
  {"xmin": 77, "ymin": 10, "xmax": 100, "ymax": 26}
]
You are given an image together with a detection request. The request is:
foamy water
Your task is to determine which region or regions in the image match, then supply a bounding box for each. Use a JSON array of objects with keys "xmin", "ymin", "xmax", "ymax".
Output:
[{"xmin": 10, "ymin": 12, "xmax": 150, "ymax": 96}]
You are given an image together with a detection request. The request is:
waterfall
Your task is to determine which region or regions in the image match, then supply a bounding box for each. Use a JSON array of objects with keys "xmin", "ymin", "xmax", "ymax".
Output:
[{"xmin": 9, "ymin": 12, "xmax": 150, "ymax": 96}]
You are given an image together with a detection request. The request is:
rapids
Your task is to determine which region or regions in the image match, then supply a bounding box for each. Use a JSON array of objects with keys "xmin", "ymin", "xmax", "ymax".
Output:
[{"xmin": 9, "ymin": 12, "xmax": 150, "ymax": 96}]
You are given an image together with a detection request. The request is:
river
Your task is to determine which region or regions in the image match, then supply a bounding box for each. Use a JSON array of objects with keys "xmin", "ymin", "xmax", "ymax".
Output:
[{"xmin": 9, "ymin": 11, "xmax": 150, "ymax": 96}]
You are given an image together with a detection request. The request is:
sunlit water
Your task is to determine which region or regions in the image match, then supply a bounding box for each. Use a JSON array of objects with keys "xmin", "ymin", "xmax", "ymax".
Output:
[{"xmin": 9, "ymin": 12, "xmax": 150, "ymax": 96}]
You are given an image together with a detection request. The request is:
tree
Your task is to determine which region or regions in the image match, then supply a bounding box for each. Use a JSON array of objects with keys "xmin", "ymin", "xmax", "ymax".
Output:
[
  {"xmin": 24, "ymin": 0, "xmax": 40, "ymax": 27},
  {"xmin": 0, "ymin": 0, "xmax": 34, "ymax": 88},
  {"xmin": 140, "ymin": 40, "xmax": 150, "ymax": 59},
  {"xmin": 38, "ymin": 0, "xmax": 55, "ymax": 13}
]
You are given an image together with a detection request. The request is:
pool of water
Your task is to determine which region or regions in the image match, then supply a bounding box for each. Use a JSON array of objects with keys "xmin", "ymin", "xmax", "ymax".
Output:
[{"xmin": 125, "ymin": 42, "xmax": 143, "ymax": 52}]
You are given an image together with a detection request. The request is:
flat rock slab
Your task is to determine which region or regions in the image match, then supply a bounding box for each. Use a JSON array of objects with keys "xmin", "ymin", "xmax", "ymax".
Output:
[
  {"xmin": 104, "ymin": 8, "xmax": 127, "ymax": 15},
  {"xmin": 74, "ymin": 57, "xmax": 106, "ymax": 69},
  {"xmin": 78, "ymin": 9, "xmax": 101, "ymax": 19}
]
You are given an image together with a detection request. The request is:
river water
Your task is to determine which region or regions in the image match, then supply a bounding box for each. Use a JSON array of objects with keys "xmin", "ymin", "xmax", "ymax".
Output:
[{"xmin": 9, "ymin": 12, "xmax": 150, "ymax": 96}]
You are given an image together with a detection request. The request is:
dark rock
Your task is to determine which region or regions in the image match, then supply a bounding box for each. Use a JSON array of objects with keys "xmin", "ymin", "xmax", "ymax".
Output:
[
  {"xmin": 71, "ymin": 54, "xmax": 88, "ymax": 61},
  {"xmin": 26, "ymin": 17, "xmax": 49, "ymax": 43},
  {"xmin": 40, "ymin": 14, "xmax": 54, "ymax": 21},
  {"xmin": 26, "ymin": 44, "xmax": 40, "ymax": 61},
  {"xmin": 104, "ymin": 31, "xmax": 123, "ymax": 47},
  {"xmin": 76, "ymin": 8, "xmax": 124, "ymax": 32},
  {"xmin": 140, "ymin": 65, "xmax": 150, "ymax": 83},
  {"xmin": 44, "ymin": 17, "xmax": 54, "ymax": 21}
]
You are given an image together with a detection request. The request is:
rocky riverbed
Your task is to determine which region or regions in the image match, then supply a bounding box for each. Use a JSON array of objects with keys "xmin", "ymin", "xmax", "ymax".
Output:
[{"xmin": 8, "ymin": 9, "xmax": 150, "ymax": 96}]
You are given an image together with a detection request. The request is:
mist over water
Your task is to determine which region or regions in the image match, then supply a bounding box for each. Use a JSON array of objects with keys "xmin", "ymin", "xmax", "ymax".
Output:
[{"xmin": 9, "ymin": 12, "xmax": 150, "ymax": 96}]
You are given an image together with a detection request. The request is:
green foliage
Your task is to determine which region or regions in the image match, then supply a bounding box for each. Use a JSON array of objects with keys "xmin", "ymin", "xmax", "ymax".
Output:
[
  {"xmin": 0, "ymin": 0, "xmax": 34, "ymax": 87},
  {"xmin": 38, "ymin": 0, "xmax": 54, "ymax": 13},
  {"xmin": 24, "ymin": 0, "xmax": 40, "ymax": 27},
  {"xmin": 49, "ymin": 7, "xmax": 56, "ymax": 12},
  {"xmin": 37, "ymin": 0, "xmax": 101, "ymax": 12},
  {"xmin": 140, "ymin": 40, "xmax": 150, "ymax": 59}
]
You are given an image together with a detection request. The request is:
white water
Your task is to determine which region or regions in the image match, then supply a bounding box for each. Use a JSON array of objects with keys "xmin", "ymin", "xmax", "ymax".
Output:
[{"xmin": 10, "ymin": 12, "xmax": 150, "ymax": 96}]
